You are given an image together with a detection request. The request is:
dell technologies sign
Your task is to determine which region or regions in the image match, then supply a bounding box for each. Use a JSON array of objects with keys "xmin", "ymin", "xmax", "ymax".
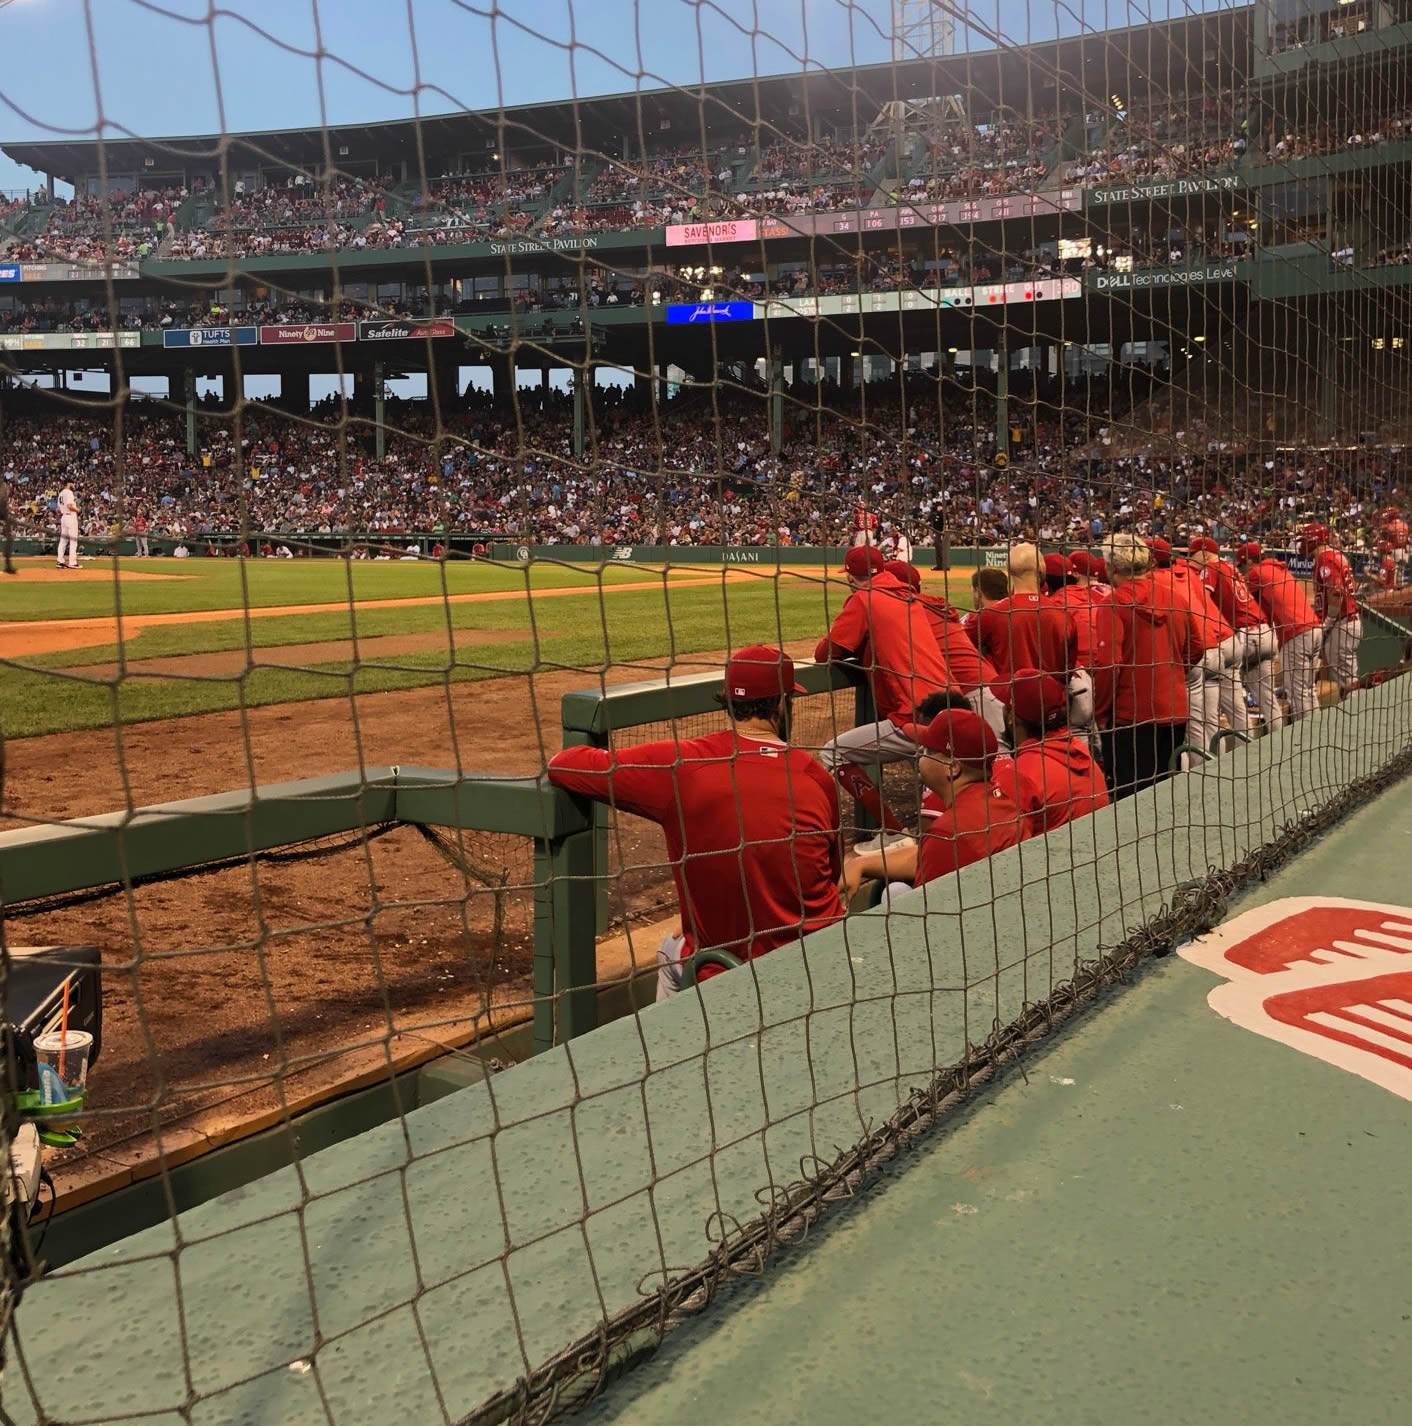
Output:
[{"xmin": 665, "ymin": 301, "xmax": 755, "ymax": 325}]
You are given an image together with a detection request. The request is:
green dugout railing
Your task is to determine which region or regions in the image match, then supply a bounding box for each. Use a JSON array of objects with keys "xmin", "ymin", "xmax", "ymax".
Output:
[{"xmin": 0, "ymin": 767, "xmax": 596, "ymax": 1057}]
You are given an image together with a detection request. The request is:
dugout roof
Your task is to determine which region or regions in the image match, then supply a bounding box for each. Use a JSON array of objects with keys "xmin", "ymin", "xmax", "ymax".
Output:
[{"xmin": 3, "ymin": 8, "xmax": 1252, "ymax": 185}]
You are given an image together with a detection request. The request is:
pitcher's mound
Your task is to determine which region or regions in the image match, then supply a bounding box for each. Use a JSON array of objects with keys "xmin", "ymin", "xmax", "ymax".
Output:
[{"xmin": 6, "ymin": 562, "xmax": 188, "ymax": 583}]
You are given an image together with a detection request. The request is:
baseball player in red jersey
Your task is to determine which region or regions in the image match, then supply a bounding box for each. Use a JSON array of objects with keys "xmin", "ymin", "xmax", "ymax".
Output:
[
  {"xmin": 1236, "ymin": 541, "xmax": 1322, "ymax": 721},
  {"xmin": 976, "ymin": 543, "xmax": 1091, "ymax": 733},
  {"xmin": 1064, "ymin": 551, "xmax": 1119, "ymax": 734},
  {"xmin": 851, "ymin": 502, "xmax": 880, "ymax": 548},
  {"xmin": 1188, "ymin": 536, "xmax": 1277, "ymax": 732},
  {"xmin": 1301, "ymin": 523, "xmax": 1362, "ymax": 694},
  {"xmin": 842, "ymin": 709, "xmax": 1026, "ymax": 903},
  {"xmin": 1106, "ymin": 533, "xmax": 1199, "ymax": 796},
  {"xmin": 1376, "ymin": 543, "xmax": 1398, "ymax": 591},
  {"xmin": 816, "ymin": 546, "xmax": 951, "ymax": 834},
  {"xmin": 883, "ymin": 559, "xmax": 1007, "ymax": 744},
  {"xmin": 975, "ymin": 544, "xmax": 1077, "ymax": 681},
  {"xmin": 547, "ymin": 646, "xmax": 845, "ymax": 998},
  {"xmin": 992, "ymin": 669, "xmax": 1110, "ymax": 837}
]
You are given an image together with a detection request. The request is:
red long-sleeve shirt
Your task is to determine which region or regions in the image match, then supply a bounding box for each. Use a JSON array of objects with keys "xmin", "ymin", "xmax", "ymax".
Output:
[
  {"xmin": 1200, "ymin": 559, "xmax": 1268, "ymax": 633},
  {"xmin": 548, "ymin": 732, "xmax": 845, "ymax": 972},
  {"xmin": 974, "ymin": 591, "xmax": 1076, "ymax": 683},
  {"xmin": 1157, "ymin": 562, "xmax": 1233, "ymax": 652},
  {"xmin": 1244, "ymin": 558, "xmax": 1319, "ymax": 644},
  {"xmin": 1057, "ymin": 583, "xmax": 1119, "ymax": 725},
  {"xmin": 1313, "ymin": 549, "xmax": 1359, "ymax": 621},
  {"xmin": 993, "ymin": 736, "xmax": 1111, "ymax": 838},
  {"xmin": 815, "ymin": 572, "xmax": 950, "ymax": 722},
  {"xmin": 1111, "ymin": 574, "xmax": 1199, "ymax": 726},
  {"xmin": 915, "ymin": 594, "xmax": 998, "ymax": 692},
  {"xmin": 915, "ymin": 778, "xmax": 1026, "ymax": 887}
]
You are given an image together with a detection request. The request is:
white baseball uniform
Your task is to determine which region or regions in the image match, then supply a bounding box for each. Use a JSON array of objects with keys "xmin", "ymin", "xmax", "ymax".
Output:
[{"xmin": 56, "ymin": 486, "xmax": 80, "ymax": 569}]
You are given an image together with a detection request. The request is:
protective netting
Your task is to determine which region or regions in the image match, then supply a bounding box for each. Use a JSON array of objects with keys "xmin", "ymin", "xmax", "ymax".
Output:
[{"xmin": 4, "ymin": 1, "xmax": 1412, "ymax": 1423}]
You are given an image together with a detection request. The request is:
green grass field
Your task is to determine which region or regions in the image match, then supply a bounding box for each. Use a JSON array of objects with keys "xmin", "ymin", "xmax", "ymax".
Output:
[{"xmin": 1, "ymin": 556, "xmax": 968, "ymax": 739}]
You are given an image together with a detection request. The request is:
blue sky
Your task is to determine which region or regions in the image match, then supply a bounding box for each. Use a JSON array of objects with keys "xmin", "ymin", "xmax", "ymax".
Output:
[{"xmin": 0, "ymin": 0, "xmax": 1229, "ymax": 193}]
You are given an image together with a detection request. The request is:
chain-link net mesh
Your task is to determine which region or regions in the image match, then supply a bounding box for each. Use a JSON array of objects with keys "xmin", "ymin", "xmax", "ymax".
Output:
[{"xmin": 3, "ymin": 0, "xmax": 1412, "ymax": 1420}]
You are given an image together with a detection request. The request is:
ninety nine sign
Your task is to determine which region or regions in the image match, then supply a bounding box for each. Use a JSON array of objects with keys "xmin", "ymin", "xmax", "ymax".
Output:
[
  {"xmin": 1087, "ymin": 174, "xmax": 1240, "ymax": 204},
  {"xmin": 358, "ymin": 319, "xmax": 456, "ymax": 340},
  {"xmin": 1088, "ymin": 263, "xmax": 1241, "ymax": 292},
  {"xmin": 259, "ymin": 323, "xmax": 358, "ymax": 345}
]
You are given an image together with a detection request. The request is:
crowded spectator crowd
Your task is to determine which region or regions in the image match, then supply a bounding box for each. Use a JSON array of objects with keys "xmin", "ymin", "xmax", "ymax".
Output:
[
  {"xmin": 3, "ymin": 379, "xmax": 1405, "ymax": 560},
  {"xmin": 6, "ymin": 87, "xmax": 1409, "ymax": 266},
  {"xmin": 904, "ymin": 116, "xmax": 1056, "ymax": 201}
]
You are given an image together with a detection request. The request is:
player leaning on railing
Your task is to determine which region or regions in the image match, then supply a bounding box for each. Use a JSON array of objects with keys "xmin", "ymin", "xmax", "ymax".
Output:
[{"xmin": 546, "ymin": 647, "xmax": 846, "ymax": 998}]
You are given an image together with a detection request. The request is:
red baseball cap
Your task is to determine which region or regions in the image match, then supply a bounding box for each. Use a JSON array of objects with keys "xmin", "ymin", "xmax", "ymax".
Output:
[
  {"xmin": 843, "ymin": 546, "xmax": 886, "ymax": 578},
  {"xmin": 1007, "ymin": 668, "xmax": 1068, "ymax": 729},
  {"xmin": 1043, "ymin": 552, "xmax": 1068, "ymax": 581},
  {"xmin": 1146, "ymin": 537, "xmax": 1173, "ymax": 567},
  {"xmin": 884, "ymin": 559, "xmax": 922, "ymax": 591},
  {"xmin": 916, "ymin": 709, "xmax": 999, "ymax": 768},
  {"xmin": 1188, "ymin": 535, "xmax": 1220, "ymax": 556},
  {"xmin": 1066, "ymin": 550, "xmax": 1103, "ymax": 579},
  {"xmin": 1236, "ymin": 541, "xmax": 1261, "ymax": 563},
  {"xmin": 724, "ymin": 645, "xmax": 805, "ymax": 700}
]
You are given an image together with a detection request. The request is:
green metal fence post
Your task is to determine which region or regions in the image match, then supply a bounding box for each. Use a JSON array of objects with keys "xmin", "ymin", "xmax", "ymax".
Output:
[
  {"xmin": 532, "ymin": 827, "xmax": 599, "ymax": 1054},
  {"xmin": 559, "ymin": 727, "xmax": 612, "ymax": 936}
]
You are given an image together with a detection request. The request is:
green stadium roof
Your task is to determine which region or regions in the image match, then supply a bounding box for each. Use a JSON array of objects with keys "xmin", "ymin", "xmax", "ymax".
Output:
[{"xmin": 3, "ymin": 7, "xmax": 1249, "ymax": 183}]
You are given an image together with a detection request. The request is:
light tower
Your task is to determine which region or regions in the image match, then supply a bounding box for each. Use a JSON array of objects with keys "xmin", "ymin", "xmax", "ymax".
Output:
[{"xmin": 892, "ymin": 0, "xmax": 954, "ymax": 61}]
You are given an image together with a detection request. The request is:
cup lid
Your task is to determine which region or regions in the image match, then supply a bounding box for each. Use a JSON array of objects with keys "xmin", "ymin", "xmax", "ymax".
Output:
[{"xmin": 33, "ymin": 1029, "xmax": 93, "ymax": 1051}]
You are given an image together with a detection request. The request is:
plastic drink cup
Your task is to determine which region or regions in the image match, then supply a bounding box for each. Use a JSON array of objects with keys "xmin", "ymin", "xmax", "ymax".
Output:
[{"xmin": 33, "ymin": 1030, "xmax": 93, "ymax": 1106}]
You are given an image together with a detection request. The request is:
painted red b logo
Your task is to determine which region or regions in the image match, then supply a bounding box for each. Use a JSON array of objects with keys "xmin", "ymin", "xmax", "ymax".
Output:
[{"xmin": 1179, "ymin": 898, "xmax": 1412, "ymax": 1101}]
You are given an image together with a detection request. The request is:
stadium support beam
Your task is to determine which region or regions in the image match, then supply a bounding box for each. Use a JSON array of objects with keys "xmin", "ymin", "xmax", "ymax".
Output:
[
  {"xmin": 283, "ymin": 369, "xmax": 310, "ymax": 415},
  {"xmin": 995, "ymin": 332, "xmax": 1010, "ymax": 462},
  {"xmin": 183, "ymin": 367, "xmax": 196, "ymax": 457},
  {"xmin": 373, "ymin": 361, "xmax": 386, "ymax": 460},
  {"xmin": 572, "ymin": 372, "xmax": 585, "ymax": 458},
  {"xmin": 768, "ymin": 349, "xmax": 784, "ymax": 455}
]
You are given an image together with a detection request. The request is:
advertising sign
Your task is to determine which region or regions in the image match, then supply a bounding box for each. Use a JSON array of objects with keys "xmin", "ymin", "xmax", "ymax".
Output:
[
  {"xmin": 259, "ymin": 323, "xmax": 358, "ymax": 345},
  {"xmin": 665, "ymin": 301, "xmax": 756, "ymax": 324},
  {"xmin": 0, "ymin": 265, "xmax": 18, "ymax": 283},
  {"xmin": 358, "ymin": 319, "xmax": 457, "ymax": 340},
  {"xmin": 665, "ymin": 218, "xmax": 760, "ymax": 247},
  {"xmin": 1088, "ymin": 263, "xmax": 1241, "ymax": 293},
  {"xmin": 163, "ymin": 326, "xmax": 260, "ymax": 348},
  {"xmin": 1086, "ymin": 174, "xmax": 1240, "ymax": 205}
]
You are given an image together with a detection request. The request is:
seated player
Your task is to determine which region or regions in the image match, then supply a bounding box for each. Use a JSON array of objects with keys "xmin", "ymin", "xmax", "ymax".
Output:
[
  {"xmin": 547, "ymin": 645, "xmax": 846, "ymax": 999},
  {"xmin": 816, "ymin": 546, "xmax": 950, "ymax": 836},
  {"xmin": 994, "ymin": 669, "xmax": 1110, "ymax": 837},
  {"xmin": 842, "ymin": 709, "xmax": 1026, "ymax": 903}
]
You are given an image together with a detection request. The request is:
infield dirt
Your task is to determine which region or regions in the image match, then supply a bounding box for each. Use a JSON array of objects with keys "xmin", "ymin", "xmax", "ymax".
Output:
[{"xmin": 4, "ymin": 639, "xmax": 846, "ymax": 1187}]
